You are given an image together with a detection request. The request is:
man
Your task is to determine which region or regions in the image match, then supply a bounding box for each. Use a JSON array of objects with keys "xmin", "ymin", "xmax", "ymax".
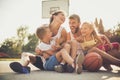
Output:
[
  {"xmin": 68, "ymin": 14, "xmax": 83, "ymax": 42},
  {"xmin": 68, "ymin": 14, "xmax": 120, "ymax": 71}
]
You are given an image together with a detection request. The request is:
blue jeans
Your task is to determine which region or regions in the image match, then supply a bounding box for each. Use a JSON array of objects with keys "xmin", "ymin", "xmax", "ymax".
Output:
[{"xmin": 44, "ymin": 55, "xmax": 59, "ymax": 71}]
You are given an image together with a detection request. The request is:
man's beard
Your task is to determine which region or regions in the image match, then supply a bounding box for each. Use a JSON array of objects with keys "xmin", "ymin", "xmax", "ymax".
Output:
[{"xmin": 74, "ymin": 27, "xmax": 79, "ymax": 34}]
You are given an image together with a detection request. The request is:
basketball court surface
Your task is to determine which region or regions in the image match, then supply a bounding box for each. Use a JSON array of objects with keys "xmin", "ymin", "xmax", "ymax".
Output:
[{"xmin": 0, "ymin": 61, "xmax": 120, "ymax": 80}]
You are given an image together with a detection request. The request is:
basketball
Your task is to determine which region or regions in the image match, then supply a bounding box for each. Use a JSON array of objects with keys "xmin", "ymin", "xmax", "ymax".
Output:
[{"xmin": 83, "ymin": 52, "xmax": 103, "ymax": 72}]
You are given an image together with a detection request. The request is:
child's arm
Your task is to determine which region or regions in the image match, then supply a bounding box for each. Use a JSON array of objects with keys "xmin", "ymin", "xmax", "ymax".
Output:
[
  {"xmin": 102, "ymin": 35, "xmax": 113, "ymax": 49},
  {"xmin": 35, "ymin": 46, "xmax": 55, "ymax": 56},
  {"xmin": 35, "ymin": 47, "xmax": 43, "ymax": 56},
  {"xmin": 35, "ymin": 47, "xmax": 55, "ymax": 59},
  {"xmin": 102, "ymin": 35, "xmax": 111, "ymax": 43},
  {"xmin": 94, "ymin": 35, "xmax": 104, "ymax": 47},
  {"xmin": 43, "ymin": 49, "xmax": 55, "ymax": 56}
]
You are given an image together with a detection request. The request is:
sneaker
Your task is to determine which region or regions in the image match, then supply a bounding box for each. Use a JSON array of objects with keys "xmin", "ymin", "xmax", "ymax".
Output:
[
  {"xmin": 103, "ymin": 64, "xmax": 113, "ymax": 71},
  {"xmin": 54, "ymin": 64, "xmax": 66, "ymax": 73},
  {"xmin": 66, "ymin": 64, "xmax": 75, "ymax": 73},
  {"xmin": 9, "ymin": 62, "xmax": 31, "ymax": 74},
  {"xmin": 75, "ymin": 51, "xmax": 84, "ymax": 74}
]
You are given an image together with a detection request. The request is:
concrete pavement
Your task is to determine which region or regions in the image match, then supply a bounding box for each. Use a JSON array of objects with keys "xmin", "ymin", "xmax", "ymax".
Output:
[{"xmin": 0, "ymin": 60, "xmax": 120, "ymax": 80}]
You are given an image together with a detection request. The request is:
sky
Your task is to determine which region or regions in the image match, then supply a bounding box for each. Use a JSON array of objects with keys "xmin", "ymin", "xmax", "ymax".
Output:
[
  {"xmin": 69, "ymin": 0, "xmax": 120, "ymax": 27},
  {"xmin": 0, "ymin": 0, "xmax": 120, "ymax": 43}
]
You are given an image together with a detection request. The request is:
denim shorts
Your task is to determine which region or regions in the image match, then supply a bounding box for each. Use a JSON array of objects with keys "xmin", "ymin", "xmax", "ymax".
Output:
[{"xmin": 44, "ymin": 55, "xmax": 59, "ymax": 71}]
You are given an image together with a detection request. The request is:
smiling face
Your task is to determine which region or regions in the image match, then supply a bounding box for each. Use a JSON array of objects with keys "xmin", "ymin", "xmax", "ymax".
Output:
[
  {"xmin": 50, "ymin": 10, "xmax": 66, "ymax": 24},
  {"xmin": 54, "ymin": 12, "xmax": 65, "ymax": 24},
  {"xmin": 69, "ymin": 18, "xmax": 80, "ymax": 34},
  {"xmin": 69, "ymin": 14, "xmax": 81, "ymax": 34},
  {"xmin": 80, "ymin": 22, "xmax": 94, "ymax": 37},
  {"xmin": 44, "ymin": 28, "xmax": 52, "ymax": 40}
]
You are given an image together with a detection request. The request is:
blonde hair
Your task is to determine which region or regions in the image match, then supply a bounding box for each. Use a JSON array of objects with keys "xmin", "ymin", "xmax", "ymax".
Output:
[
  {"xmin": 36, "ymin": 24, "xmax": 49, "ymax": 40},
  {"xmin": 82, "ymin": 22, "xmax": 98, "ymax": 37}
]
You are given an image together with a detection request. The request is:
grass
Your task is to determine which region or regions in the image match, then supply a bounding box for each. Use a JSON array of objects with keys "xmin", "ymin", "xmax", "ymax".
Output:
[{"xmin": 0, "ymin": 58, "xmax": 20, "ymax": 61}]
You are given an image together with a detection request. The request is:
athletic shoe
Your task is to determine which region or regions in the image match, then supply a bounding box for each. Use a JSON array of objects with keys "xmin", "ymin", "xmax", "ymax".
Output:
[
  {"xmin": 103, "ymin": 64, "xmax": 113, "ymax": 71},
  {"xmin": 9, "ymin": 62, "xmax": 31, "ymax": 74},
  {"xmin": 54, "ymin": 64, "xmax": 67, "ymax": 73},
  {"xmin": 66, "ymin": 64, "xmax": 75, "ymax": 73},
  {"xmin": 75, "ymin": 51, "xmax": 84, "ymax": 74}
]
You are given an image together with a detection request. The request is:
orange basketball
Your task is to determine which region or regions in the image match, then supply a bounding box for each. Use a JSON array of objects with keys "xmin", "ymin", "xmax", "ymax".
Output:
[{"xmin": 83, "ymin": 52, "xmax": 103, "ymax": 72}]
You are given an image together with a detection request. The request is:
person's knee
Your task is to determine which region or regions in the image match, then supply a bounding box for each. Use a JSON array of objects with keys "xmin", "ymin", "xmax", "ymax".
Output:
[
  {"xmin": 60, "ymin": 48, "xmax": 66, "ymax": 53},
  {"xmin": 71, "ymin": 39, "xmax": 77, "ymax": 43},
  {"xmin": 66, "ymin": 43, "xmax": 71, "ymax": 47},
  {"xmin": 64, "ymin": 43, "xmax": 71, "ymax": 49},
  {"xmin": 21, "ymin": 52, "xmax": 28, "ymax": 57}
]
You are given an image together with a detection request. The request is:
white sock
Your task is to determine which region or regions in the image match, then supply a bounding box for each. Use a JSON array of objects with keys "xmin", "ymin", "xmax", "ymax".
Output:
[
  {"xmin": 21, "ymin": 54, "xmax": 30, "ymax": 66},
  {"xmin": 60, "ymin": 62, "xmax": 65, "ymax": 65}
]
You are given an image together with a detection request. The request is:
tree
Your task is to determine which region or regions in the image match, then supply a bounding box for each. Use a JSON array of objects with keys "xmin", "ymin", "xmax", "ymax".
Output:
[
  {"xmin": 94, "ymin": 17, "xmax": 99, "ymax": 28},
  {"xmin": 98, "ymin": 18, "xmax": 105, "ymax": 34},
  {"xmin": 0, "ymin": 25, "xmax": 29, "ymax": 58},
  {"xmin": 109, "ymin": 23, "xmax": 120, "ymax": 43},
  {"xmin": 17, "ymin": 25, "xmax": 29, "ymax": 46},
  {"xmin": 0, "ymin": 37, "xmax": 21, "ymax": 57},
  {"xmin": 22, "ymin": 34, "xmax": 39, "ymax": 53},
  {"xmin": 94, "ymin": 18, "xmax": 105, "ymax": 34}
]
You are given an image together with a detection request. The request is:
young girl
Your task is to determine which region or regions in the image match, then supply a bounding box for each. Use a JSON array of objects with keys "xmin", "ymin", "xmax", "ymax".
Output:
[
  {"xmin": 36, "ymin": 24, "xmax": 83, "ymax": 74},
  {"xmin": 80, "ymin": 22, "xmax": 103, "ymax": 52},
  {"xmin": 80, "ymin": 22, "xmax": 120, "ymax": 69}
]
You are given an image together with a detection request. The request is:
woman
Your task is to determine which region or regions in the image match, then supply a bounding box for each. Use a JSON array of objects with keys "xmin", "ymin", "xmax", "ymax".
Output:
[{"xmin": 49, "ymin": 10, "xmax": 84, "ymax": 74}]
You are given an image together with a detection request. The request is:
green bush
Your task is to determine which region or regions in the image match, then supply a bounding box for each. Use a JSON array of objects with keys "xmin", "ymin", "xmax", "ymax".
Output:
[
  {"xmin": 22, "ymin": 34, "xmax": 39, "ymax": 53},
  {"xmin": 0, "ymin": 38, "xmax": 22, "ymax": 58},
  {"xmin": 0, "ymin": 25, "xmax": 39, "ymax": 58},
  {"xmin": 108, "ymin": 23, "xmax": 120, "ymax": 43}
]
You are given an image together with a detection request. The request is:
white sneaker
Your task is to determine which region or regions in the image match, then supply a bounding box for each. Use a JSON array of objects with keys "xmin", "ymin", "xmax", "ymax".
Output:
[{"xmin": 76, "ymin": 50, "xmax": 84, "ymax": 74}]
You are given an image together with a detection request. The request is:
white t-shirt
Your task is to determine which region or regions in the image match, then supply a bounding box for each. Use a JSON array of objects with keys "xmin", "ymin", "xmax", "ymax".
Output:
[
  {"xmin": 37, "ymin": 41, "xmax": 54, "ymax": 51},
  {"xmin": 37, "ymin": 40, "xmax": 55, "ymax": 67}
]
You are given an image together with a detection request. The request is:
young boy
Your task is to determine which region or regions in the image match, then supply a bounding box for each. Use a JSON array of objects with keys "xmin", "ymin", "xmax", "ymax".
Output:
[{"xmin": 36, "ymin": 24, "xmax": 83, "ymax": 74}]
